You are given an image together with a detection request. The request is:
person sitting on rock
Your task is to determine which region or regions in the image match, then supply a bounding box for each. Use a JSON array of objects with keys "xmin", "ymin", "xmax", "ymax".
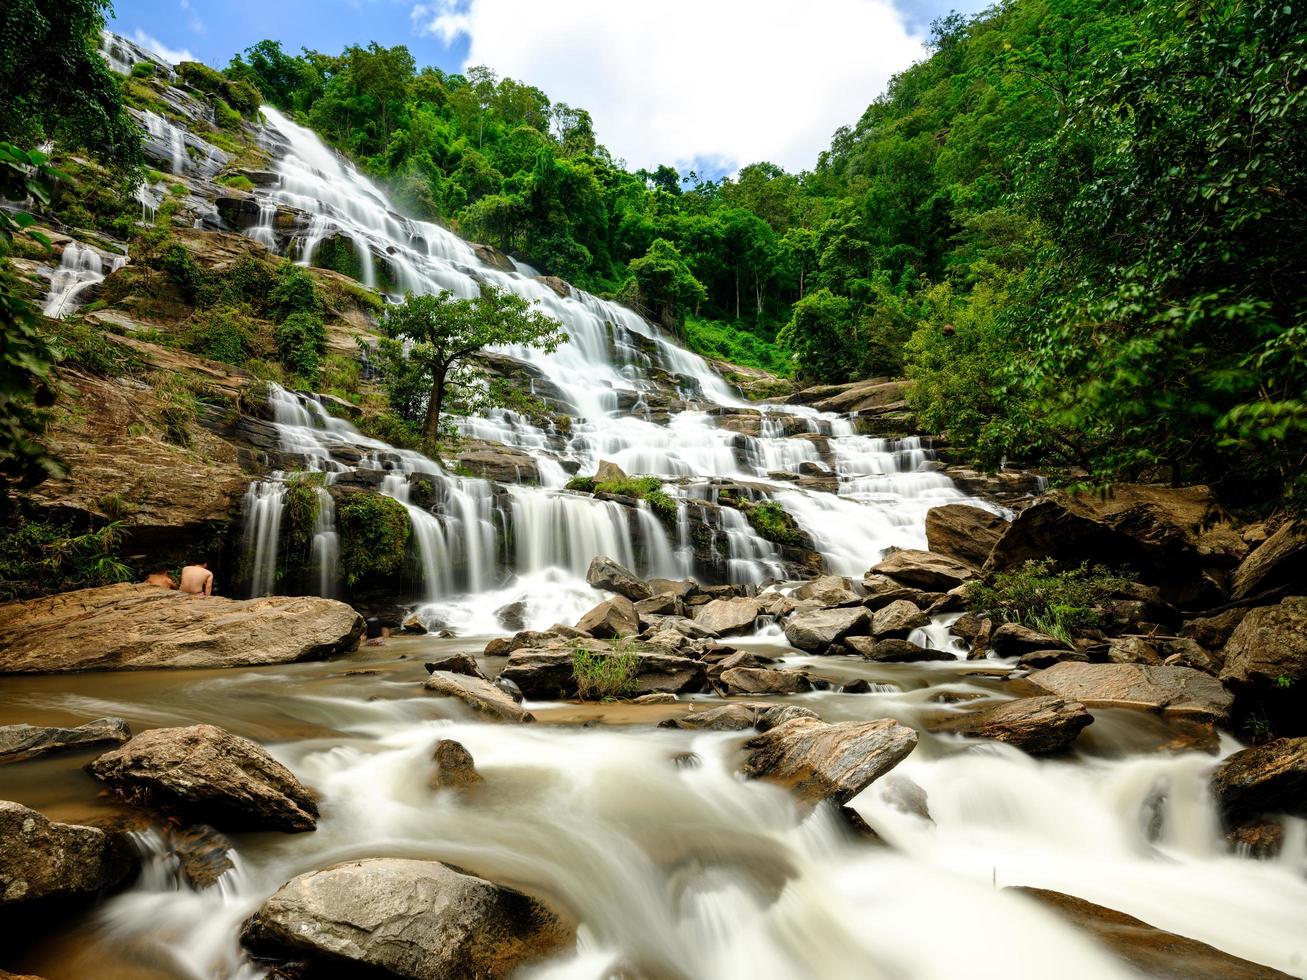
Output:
[
  {"xmin": 144, "ymin": 566, "xmax": 178, "ymax": 590},
  {"xmin": 365, "ymin": 616, "xmax": 389, "ymax": 646},
  {"xmin": 179, "ymin": 560, "xmax": 214, "ymax": 597}
]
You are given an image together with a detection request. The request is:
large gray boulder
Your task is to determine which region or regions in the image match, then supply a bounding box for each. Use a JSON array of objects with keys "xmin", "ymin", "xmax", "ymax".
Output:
[
  {"xmin": 929, "ymin": 696, "xmax": 1093, "ymax": 754},
  {"xmin": 585, "ymin": 555, "xmax": 653, "ymax": 602},
  {"xmin": 0, "ymin": 717, "xmax": 130, "ymax": 765},
  {"xmin": 718, "ymin": 667, "xmax": 812, "ymax": 696},
  {"xmin": 424, "ymin": 672, "xmax": 534, "ymax": 723},
  {"xmin": 1027, "ymin": 662, "xmax": 1232, "ymax": 723},
  {"xmin": 87, "ymin": 724, "xmax": 319, "ymax": 832},
  {"xmin": 693, "ymin": 596, "xmax": 761, "ymax": 635},
  {"xmin": 925, "ymin": 504, "xmax": 1008, "ymax": 569},
  {"xmin": 843, "ymin": 636, "xmax": 955, "ymax": 662},
  {"xmin": 575, "ymin": 596, "xmax": 640, "ymax": 639},
  {"xmin": 990, "ymin": 622, "xmax": 1069, "ymax": 656},
  {"xmin": 241, "ymin": 858, "xmax": 572, "ymax": 979},
  {"xmin": 871, "ymin": 549, "xmax": 978, "ymax": 591},
  {"xmin": 783, "ymin": 607, "xmax": 870, "ymax": 652},
  {"xmin": 0, "ymin": 584, "xmax": 362, "ymax": 673},
  {"xmin": 742, "ymin": 716, "xmax": 918, "ymax": 805},
  {"xmin": 0, "ymin": 801, "xmax": 134, "ymax": 906},
  {"xmin": 790, "ymin": 575, "xmax": 866, "ymax": 607}
]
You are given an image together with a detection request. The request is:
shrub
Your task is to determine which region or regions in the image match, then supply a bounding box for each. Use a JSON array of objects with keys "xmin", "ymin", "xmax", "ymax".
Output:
[
  {"xmin": 130, "ymin": 61, "xmax": 156, "ymax": 78},
  {"xmin": 572, "ymin": 643, "xmax": 640, "ymax": 700},
  {"xmin": 684, "ymin": 315, "xmax": 793, "ymax": 377},
  {"xmin": 566, "ymin": 474, "xmax": 676, "ymax": 520},
  {"xmin": 184, "ymin": 308, "xmax": 257, "ymax": 364},
  {"xmin": 268, "ymin": 261, "xmax": 321, "ymax": 320},
  {"xmin": 337, "ymin": 492, "xmax": 410, "ymax": 586},
  {"xmin": 0, "ymin": 517, "xmax": 133, "ymax": 600},
  {"xmin": 283, "ymin": 474, "xmax": 324, "ymax": 554},
  {"xmin": 217, "ymin": 173, "xmax": 255, "ymax": 193},
  {"xmin": 213, "ymin": 99, "xmax": 242, "ymax": 130},
  {"xmin": 275, "ymin": 311, "xmax": 326, "ymax": 379},
  {"xmin": 965, "ymin": 559, "xmax": 1126, "ymax": 645},
  {"xmin": 43, "ymin": 319, "xmax": 144, "ymax": 377},
  {"xmin": 742, "ymin": 501, "xmax": 805, "ymax": 548},
  {"xmin": 311, "ymin": 235, "xmax": 364, "ymax": 281}
]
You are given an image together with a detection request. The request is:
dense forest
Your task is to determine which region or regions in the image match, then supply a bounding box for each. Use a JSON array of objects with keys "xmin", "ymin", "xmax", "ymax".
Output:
[{"xmin": 2, "ymin": 0, "xmax": 1305, "ymax": 510}]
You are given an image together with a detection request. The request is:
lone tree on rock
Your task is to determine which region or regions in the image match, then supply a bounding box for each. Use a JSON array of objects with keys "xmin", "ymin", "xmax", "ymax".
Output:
[{"xmin": 372, "ymin": 285, "xmax": 565, "ymax": 451}]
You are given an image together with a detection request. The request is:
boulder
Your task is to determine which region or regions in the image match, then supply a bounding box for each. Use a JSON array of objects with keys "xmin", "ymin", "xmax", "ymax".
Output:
[
  {"xmin": 693, "ymin": 597, "xmax": 761, "ymax": 636},
  {"xmin": 635, "ymin": 593, "xmax": 682, "ymax": 619},
  {"xmin": 1102, "ymin": 636, "xmax": 1165, "ymax": 666},
  {"xmin": 1017, "ymin": 649, "xmax": 1090, "ymax": 670},
  {"xmin": 871, "ymin": 550, "xmax": 978, "ymax": 591},
  {"xmin": 925, "ymin": 504, "xmax": 1008, "ymax": 569},
  {"xmin": 499, "ymin": 647, "xmax": 706, "ymax": 700},
  {"xmin": 494, "ymin": 601, "xmax": 527, "ymax": 632},
  {"xmin": 718, "ymin": 667, "xmax": 812, "ymax": 696},
  {"xmin": 990, "ymin": 622, "xmax": 1069, "ymax": 657},
  {"xmin": 0, "ymin": 717, "xmax": 131, "ymax": 765},
  {"xmin": 929, "ymin": 696, "xmax": 1093, "ymax": 754},
  {"xmin": 575, "ymin": 596, "xmax": 640, "ymax": 639},
  {"xmin": 1181, "ymin": 607, "xmax": 1249, "ymax": 652},
  {"xmin": 454, "ymin": 447, "xmax": 541, "ymax": 486},
  {"xmin": 783, "ymin": 607, "xmax": 870, "ymax": 652},
  {"xmin": 1209, "ymin": 737, "xmax": 1307, "ymax": 827},
  {"xmin": 424, "ymin": 672, "xmax": 534, "ymax": 723},
  {"xmin": 0, "ymin": 584, "xmax": 363, "ymax": 673},
  {"xmin": 585, "ymin": 555, "xmax": 653, "ymax": 602},
  {"xmin": 241, "ymin": 858, "xmax": 572, "ymax": 979},
  {"xmin": 986, "ymin": 486, "xmax": 1246, "ymax": 604},
  {"xmin": 790, "ymin": 575, "xmax": 866, "ymax": 607},
  {"xmin": 423, "ymin": 654, "xmax": 486, "ymax": 679},
  {"xmin": 87, "ymin": 724, "xmax": 319, "ymax": 832},
  {"xmin": 430, "ymin": 739, "xmax": 483, "ymax": 790},
  {"xmin": 594, "ymin": 459, "xmax": 627, "ymax": 483},
  {"xmin": 1027, "ymin": 662, "xmax": 1232, "ymax": 723},
  {"xmin": 1220, "ymin": 597, "xmax": 1307, "ymax": 732},
  {"xmin": 640, "ymin": 614, "xmax": 717, "ymax": 640},
  {"xmin": 860, "ymin": 574, "xmax": 936, "ymax": 611},
  {"xmin": 1231, "ymin": 521, "xmax": 1306, "ymax": 600},
  {"xmin": 0, "ymin": 801, "xmax": 133, "ymax": 906},
  {"xmin": 843, "ymin": 637, "xmax": 956, "ymax": 663},
  {"xmin": 648, "ymin": 578, "xmax": 697, "ymax": 598},
  {"xmin": 659, "ymin": 704, "xmax": 818, "ymax": 732},
  {"xmin": 1013, "ymin": 887, "xmax": 1293, "ymax": 980},
  {"xmin": 870, "ymin": 599, "xmax": 928, "ymax": 638},
  {"xmin": 742, "ymin": 717, "xmax": 918, "ymax": 805}
]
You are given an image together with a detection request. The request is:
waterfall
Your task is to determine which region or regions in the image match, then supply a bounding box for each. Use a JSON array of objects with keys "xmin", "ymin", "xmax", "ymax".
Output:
[
  {"xmin": 309, "ymin": 486, "xmax": 338, "ymax": 598},
  {"xmin": 242, "ymin": 479, "xmax": 287, "ymax": 597},
  {"xmin": 43, "ymin": 242, "xmax": 125, "ymax": 319}
]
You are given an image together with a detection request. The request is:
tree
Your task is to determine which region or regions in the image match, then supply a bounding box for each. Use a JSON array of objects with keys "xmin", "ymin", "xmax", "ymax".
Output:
[
  {"xmin": 627, "ymin": 239, "xmax": 706, "ymax": 330},
  {"xmin": 374, "ymin": 285, "xmax": 565, "ymax": 449},
  {"xmin": 346, "ymin": 42, "xmax": 415, "ymax": 145},
  {"xmin": 777, "ymin": 288, "xmax": 852, "ymax": 383},
  {"xmin": 0, "ymin": 0, "xmax": 141, "ymax": 172}
]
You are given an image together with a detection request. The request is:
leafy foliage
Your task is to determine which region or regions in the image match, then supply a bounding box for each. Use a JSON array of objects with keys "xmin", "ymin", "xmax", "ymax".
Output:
[
  {"xmin": 572, "ymin": 643, "xmax": 640, "ymax": 700},
  {"xmin": 0, "ymin": 515, "xmax": 133, "ymax": 600},
  {"xmin": 337, "ymin": 492, "xmax": 410, "ymax": 586},
  {"xmin": 741, "ymin": 501, "xmax": 806, "ymax": 548},
  {"xmin": 965, "ymin": 559, "xmax": 1125, "ymax": 645},
  {"xmin": 565, "ymin": 474, "xmax": 676, "ymax": 520}
]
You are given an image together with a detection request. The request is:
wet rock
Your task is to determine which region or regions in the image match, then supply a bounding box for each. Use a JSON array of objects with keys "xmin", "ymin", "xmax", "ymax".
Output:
[
  {"xmin": 575, "ymin": 596, "xmax": 640, "ymax": 639},
  {"xmin": 0, "ymin": 717, "xmax": 131, "ymax": 765},
  {"xmin": 164, "ymin": 823, "xmax": 235, "ymax": 890},
  {"xmin": 500, "ymin": 647, "xmax": 706, "ymax": 700},
  {"xmin": 1181, "ymin": 607, "xmax": 1249, "ymax": 652},
  {"xmin": 0, "ymin": 801, "xmax": 134, "ymax": 906},
  {"xmin": 400, "ymin": 613, "xmax": 427, "ymax": 634},
  {"xmin": 648, "ymin": 577, "xmax": 697, "ymax": 598},
  {"xmin": 948, "ymin": 612, "xmax": 988, "ymax": 644},
  {"xmin": 843, "ymin": 637, "xmax": 956, "ymax": 663},
  {"xmin": 659, "ymin": 703, "xmax": 818, "ymax": 732},
  {"xmin": 870, "ymin": 599, "xmax": 929, "ymax": 638},
  {"xmin": 241, "ymin": 858, "xmax": 573, "ymax": 979},
  {"xmin": 1012, "ymin": 887, "xmax": 1293, "ymax": 980},
  {"xmin": 860, "ymin": 574, "xmax": 936, "ymax": 611},
  {"xmin": 586, "ymin": 555, "xmax": 654, "ymax": 602},
  {"xmin": 783, "ymin": 607, "xmax": 870, "ymax": 652},
  {"xmin": 718, "ymin": 667, "xmax": 812, "ymax": 696},
  {"xmin": 424, "ymin": 672, "xmax": 534, "ymax": 723},
  {"xmin": 742, "ymin": 717, "xmax": 918, "ymax": 805},
  {"xmin": 0, "ymin": 584, "xmax": 363, "ymax": 673},
  {"xmin": 424, "ymin": 654, "xmax": 486, "ymax": 679},
  {"xmin": 635, "ymin": 593, "xmax": 682, "ymax": 620},
  {"xmin": 1027, "ymin": 662, "xmax": 1232, "ymax": 723},
  {"xmin": 925, "ymin": 504, "xmax": 1008, "ymax": 569},
  {"xmin": 790, "ymin": 575, "xmax": 866, "ymax": 607},
  {"xmin": 990, "ymin": 622, "xmax": 1069, "ymax": 657},
  {"xmin": 430, "ymin": 739, "xmax": 483, "ymax": 790},
  {"xmin": 1220, "ymin": 597, "xmax": 1307, "ymax": 733},
  {"xmin": 495, "ymin": 677, "xmax": 524, "ymax": 703},
  {"xmin": 632, "ymin": 692, "xmax": 677, "ymax": 704},
  {"xmin": 1225, "ymin": 818, "xmax": 1285, "ymax": 859},
  {"xmin": 494, "ymin": 601, "xmax": 527, "ymax": 632},
  {"xmin": 871, "ymin": 549, "xmax": 978, "ymax": 591},
  {"xmin": 842, "ymin": 679, "xmax": 873, "ymax": 693},
  {"xmin": 929, "ymin": 696, "xmax": 1093, "ymax": 754},
  {"xmin": 1016, "ymin": 648, "xmax": 1089, "ymax": 670},
  {"xmin": 693, "ymin": 597, "xmax": 761, "ymax": 636},
  {"xmin": 1231, "ymin": 520, "xmax": 1306, "ymax": 600},
  {"xmin": 88, "ymin": 724, "xmax": 319, "ymax": 833},
  {"xmin": 454, "ymin": 446, "xmax": 541, "ymax": 485},
  {"xmin": 877, "ymin": 772, "xmax": 933, "ymax": 820},
  {"xmin": 640, "ymin": 614, "xmax": 717, "ymax": 640},
  {"xmin": 705, "ymin": 650, "xmax": 772, "ymax": 678},
  {"xmin": 1209, "ymin": 737, "xmax": 1307, "ymax": 828}
]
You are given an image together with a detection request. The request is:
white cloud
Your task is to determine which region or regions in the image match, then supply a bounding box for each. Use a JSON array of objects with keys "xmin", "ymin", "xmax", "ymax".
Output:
[
  {"xmin": 131, "ymin": 29, "xmax": 197, "ymax": 66},
  {"xmin": 412, "ymin": 0, "xmax": 925, "ymax": 173}
]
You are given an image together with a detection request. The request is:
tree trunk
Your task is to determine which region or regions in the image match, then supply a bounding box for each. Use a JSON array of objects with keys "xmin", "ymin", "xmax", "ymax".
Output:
[
  {"xmin": 423, "ymin": 367, "xmax": 448, "ymax": 448},
  {"xmin": 734, "ymin": 270, "xmax": 740, "ymax": 320}
]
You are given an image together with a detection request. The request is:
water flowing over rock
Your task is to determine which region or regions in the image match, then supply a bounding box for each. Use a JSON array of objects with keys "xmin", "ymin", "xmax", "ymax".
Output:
[
  {"xmin": 742, "ymin": 717, "xmax": 918, "ymax": 805},
  {"xmin": 87, "ymin": 725, "xmax": 319, "ymax": 832},
  {"xmin": 693, "ymin": 596, "xmax": 762, "ymax": 635},
  {"xmin": 424, "ymin": 672, "xmax": 535, "ymax": 723},
  {"xmin": 929, "ymin": 696, "xmax": 1093, "ymax": 754},
  {"xmin": 1012, "ymin": 888, "xmax": 1294, "ymax": 980},
  {"xmin": 1209, "ymin": 737, "xmax": 1307, "ymax": 827},
  {"xmin": 1027, "ymin": 662, "xmax": 1232, "ymax": 723},
  {"xmin": 0, "ymin": 718, "xmax": 131, "ymax": 765},
  {"xmin": 0, "ymin": 584, "xmax": 362, "ymax": 673},
  {"xmin": 431, "ymin": 739, "xmax": 484, "ymax": 789},
  {"xmin": 241, "ymin": 858, "xmax": 573, "ymax": 979},
  {"xmin": 0, "ymin": 802, "xmax": 133, "ymax": 906},
  {"xmin": 925, "ymin": 503, "xmax": 1009, "ymax": 568},
  {"xmin": 783, "ymin": 606, "xmax": 870, "ymax": 652},
  {"xmin": 586, "ymin": 555, "xmax": 654, "ymax": 601}
]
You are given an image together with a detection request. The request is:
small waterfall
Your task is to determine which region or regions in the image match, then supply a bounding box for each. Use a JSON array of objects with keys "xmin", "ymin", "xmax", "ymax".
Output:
[
  {"xmin": 309, "ymin": 486, "xmax": 339, "ymax": 597},
  {"xmin": 242, "ymin": 479, "xmax": 287, "ymax": 597},
  {"xmin": 141, "ymin": 110, "xmax": 187, "ymax": 174},
  {"xmin": 43, "ymin": 242, "xmax": 125, "ymax": 319}
]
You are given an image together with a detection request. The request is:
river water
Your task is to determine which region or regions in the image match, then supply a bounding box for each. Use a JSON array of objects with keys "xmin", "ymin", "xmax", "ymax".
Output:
[{"xmin": 13, "ymin": 61, "xmax": 1307, "ymax": 977}]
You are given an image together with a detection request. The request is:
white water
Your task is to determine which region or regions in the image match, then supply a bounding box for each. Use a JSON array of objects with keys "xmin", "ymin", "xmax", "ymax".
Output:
[{"xmin": 42, "ymin": 242, "xmax": 125, "ymax": 319}]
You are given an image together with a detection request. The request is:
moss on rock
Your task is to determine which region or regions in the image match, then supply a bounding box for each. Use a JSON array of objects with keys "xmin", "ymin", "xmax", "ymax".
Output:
[{"xmin": 337, "ymin": 492, "xmax": 410, "ymax": 587}]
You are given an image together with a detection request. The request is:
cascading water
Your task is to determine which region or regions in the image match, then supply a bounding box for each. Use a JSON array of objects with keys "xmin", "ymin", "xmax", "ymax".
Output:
[{"xmin": 42, "ymin": 242, "xmax": 126, "ymax": 319}]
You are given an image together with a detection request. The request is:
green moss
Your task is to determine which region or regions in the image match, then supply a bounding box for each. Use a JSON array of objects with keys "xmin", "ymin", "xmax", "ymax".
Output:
[
  {"xmin": 742, "ymin": 500, "xmax": 806, "ymax": 548},
  {"xmin": 965, "ymin": 559, "xmax": 1127, "ymax": 646},
  {"xmin": 183, "ymin": 308, "xmax": 261, "ymax": 365},
  {"xmin": 337, "ymin": 493, "xmax": 411, "ymax": 586},
  {"xmin": 217, "ymin": 173, "xmax": 255, "ymax": 193},
  {"xmin": 565, "ymin": 474, "xmax": 677, "ymax": 520},
  {"xmin": 284, "ymin": 475, "xmax": 324, "ymax": 554},
  {"xmin": 312, "ymin": 235, "xmax": 364, "ymax": 281}
]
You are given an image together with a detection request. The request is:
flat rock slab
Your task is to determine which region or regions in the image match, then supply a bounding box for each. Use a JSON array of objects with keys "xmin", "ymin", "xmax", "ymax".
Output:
[
  {"xmin": 929, "ymin": 696, "xmax": 1093, "ymax": 754},
  {"xmin": 659, "ymin": 703, "xmax": 818, "ymax": 732},
  {"xmin": 0, "ymin": 583, "xmax": 363, "ymax": 673},
  {"xmin": 871, "ymin": 549, "xmax": 978, "ymax": 591},
  {"xmin": 241, "ymin": 857, "xmax": 573, "ymax": 979},
  {"xmin": 1014, "ymin": 887, "xmax": 1294, "ymax": 979},
  {"xmin": 88, "ymin": 724, "xmax": 319, "ymax": 832},
  {"xmin": 1027, "ymin": 662, "xmax": 1232, "ymax": 723},
  {"xmin": 424, "ymin": 672, "xmax": 535, "ymax": 723},
  {"xmin": 843, "ymin": 637, "xmax": 955, "ymax": 662},
  {"xmin": 718, "ymin": 667, "xmax": 812, "ymax": 696},
  {"xmin": 783, "ymin": 607, "xmax": 870, "ymax": 652},
  {"xmin": 0, "ymin": 717, "xmax": 131, "ymax": 765},
  {"xmin": 743, "ymin": 716, "xmax": 918, "ymax": 805},
  {"xmin": 0, "ymin": 801, "xmax": 133, "ymax": 906}
]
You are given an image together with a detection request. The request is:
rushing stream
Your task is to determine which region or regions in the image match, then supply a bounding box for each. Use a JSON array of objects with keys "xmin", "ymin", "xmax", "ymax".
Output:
[{"xmin": 13, "ymin": 64, "xmax": 1307, "ymax": 978}]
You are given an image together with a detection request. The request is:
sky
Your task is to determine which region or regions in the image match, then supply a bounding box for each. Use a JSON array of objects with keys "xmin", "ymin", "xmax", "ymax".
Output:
[{"xmin": 111, "ymin": 0, "xmax": 991, "ymax": 176}]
